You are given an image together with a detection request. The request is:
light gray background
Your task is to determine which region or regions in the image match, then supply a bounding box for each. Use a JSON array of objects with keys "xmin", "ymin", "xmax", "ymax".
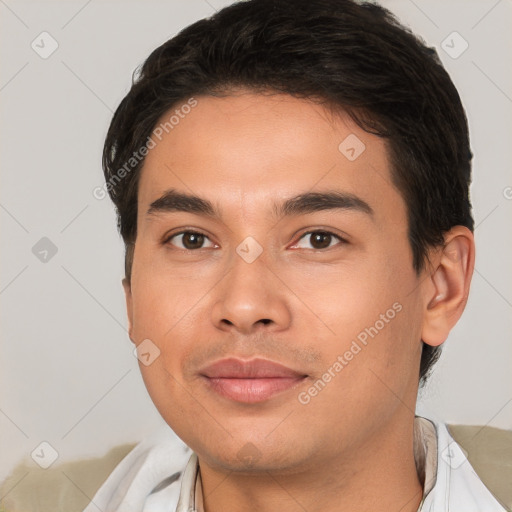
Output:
[{"xmin": 1, "ymin": 0, "xmax": 511, "ymax": 483}]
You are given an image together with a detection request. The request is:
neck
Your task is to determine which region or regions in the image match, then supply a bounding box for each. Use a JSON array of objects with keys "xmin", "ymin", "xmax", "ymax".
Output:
[{"xmin": 197, "ymin": 414, "xmax": 424, "ymax": 512}]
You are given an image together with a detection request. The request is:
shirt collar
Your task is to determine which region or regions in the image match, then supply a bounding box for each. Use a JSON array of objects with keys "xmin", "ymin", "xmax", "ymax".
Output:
[{"xmin": 176, "ymin": 416, "xmax": 438, "ymax": 512}]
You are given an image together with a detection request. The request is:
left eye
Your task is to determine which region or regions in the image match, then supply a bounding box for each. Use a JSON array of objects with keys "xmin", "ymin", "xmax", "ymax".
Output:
[
  {"xmin": 291, "ymin": 230, "xmax": 345, "ymax": 250},
  {"xmin": 165, "ymin": 231, "xmax": 216, "ymax": 250}
]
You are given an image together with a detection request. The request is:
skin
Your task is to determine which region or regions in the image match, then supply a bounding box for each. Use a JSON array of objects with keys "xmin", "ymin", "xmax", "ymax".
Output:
[{"xmin": 123, "ymin": 90, "xmax": 475, "ymax": 512}]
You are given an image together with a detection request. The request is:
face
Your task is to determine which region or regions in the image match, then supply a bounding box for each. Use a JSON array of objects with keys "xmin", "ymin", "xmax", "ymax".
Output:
[{"xmin": 124, "ymin": 91, "xmax": 427, "ymax": 475}]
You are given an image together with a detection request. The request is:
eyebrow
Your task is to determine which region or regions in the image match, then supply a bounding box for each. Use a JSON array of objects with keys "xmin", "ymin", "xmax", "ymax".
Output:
[{"xmin": 147, "ymin": 188, "xmax": 374, "ymax": 220}]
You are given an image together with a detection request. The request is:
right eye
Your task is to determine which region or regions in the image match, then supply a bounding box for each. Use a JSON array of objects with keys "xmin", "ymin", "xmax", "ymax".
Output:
[{"xmin": 163, "ymin": 230, "xmax": 217, "ymax": 251}]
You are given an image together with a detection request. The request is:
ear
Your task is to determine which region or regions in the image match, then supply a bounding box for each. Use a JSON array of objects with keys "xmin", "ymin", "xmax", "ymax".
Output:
[
  {"xmin": 122, "ymin": 278, "xmax": 136, "ymax": 344},
  {"xmin": 421, "ymin": 226, "xmax": 475, "ymax": 347}
]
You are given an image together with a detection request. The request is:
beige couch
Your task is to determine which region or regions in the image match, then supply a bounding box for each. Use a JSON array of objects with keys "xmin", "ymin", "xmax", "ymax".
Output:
[{"xmin": 1, "ymin": 425, "xmax": 511, "ymax": 511}]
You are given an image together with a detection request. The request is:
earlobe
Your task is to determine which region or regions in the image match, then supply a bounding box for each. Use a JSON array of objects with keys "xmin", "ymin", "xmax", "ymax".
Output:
[
  {"xmin": 421, "ymin": 226, "xmax": 475, "ymax": 347},
  {"xmin": 122, "ymin": 278, "xmax": 135, "ymax": 344}
]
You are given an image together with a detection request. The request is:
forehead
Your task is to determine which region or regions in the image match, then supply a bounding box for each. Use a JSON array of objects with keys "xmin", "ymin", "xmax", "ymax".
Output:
[{"xmin": 137, "ymin": 91, "xmax": 403, "ymax": 223}]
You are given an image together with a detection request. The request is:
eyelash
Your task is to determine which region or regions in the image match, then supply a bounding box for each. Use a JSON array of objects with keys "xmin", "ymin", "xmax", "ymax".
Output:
[{"xmin": 162, "ymin": 229, "xmax": 347, "ymax": 251}]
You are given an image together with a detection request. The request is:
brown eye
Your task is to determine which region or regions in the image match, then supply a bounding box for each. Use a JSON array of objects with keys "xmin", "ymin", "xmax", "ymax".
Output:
[
  {"xmin": 310, "ymin": 232, "xmax": 333, "ymax": 249},
  {"xmin": 165, "ymin": 231, "xmax": 215, "ymax": 250},
  {"xmin": 292, "ymin": 230, "xmax": 345, "ymax": 250}
]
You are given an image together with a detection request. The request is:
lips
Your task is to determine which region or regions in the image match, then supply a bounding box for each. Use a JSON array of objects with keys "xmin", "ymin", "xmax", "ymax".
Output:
[{"xmin": 199, "ymin": 358, "xmax": 307, "ymax": 403}]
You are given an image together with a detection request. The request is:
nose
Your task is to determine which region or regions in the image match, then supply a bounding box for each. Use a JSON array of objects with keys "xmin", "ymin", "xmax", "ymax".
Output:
[{"xmin": 210, "ymin": 250, "xmax": 292, "ymax": 335}]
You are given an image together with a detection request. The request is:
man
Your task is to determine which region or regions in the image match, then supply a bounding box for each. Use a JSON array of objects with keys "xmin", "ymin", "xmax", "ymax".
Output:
[{"xmin": 84, "ymin": 0, "xmax": 507, "ymax": 510}]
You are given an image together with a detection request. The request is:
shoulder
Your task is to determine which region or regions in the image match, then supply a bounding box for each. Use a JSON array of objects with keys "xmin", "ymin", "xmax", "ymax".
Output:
[
  {"xmin": 447, "ymin": 423, "xmax": 512, "ymax": 511},
  {"xmin": 0, "ymin": 427, "xmax": 191, "ymax": 512},
  {"xmin": 417, "ymin": 416, "xmax": 511, "ymax": 511},
  {"xmin": 81, "ymin": 427, "xmax": 192, "ymax": 511},
  {"xmin": 0, "ymin": 442, "xmax": 136, "ymax": 512}
]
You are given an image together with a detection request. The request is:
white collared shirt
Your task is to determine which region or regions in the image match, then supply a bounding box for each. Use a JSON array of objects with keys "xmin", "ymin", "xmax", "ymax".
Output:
[{"xmin": 84, "ymin": 416, "xmax": 507, "ymax": 512}]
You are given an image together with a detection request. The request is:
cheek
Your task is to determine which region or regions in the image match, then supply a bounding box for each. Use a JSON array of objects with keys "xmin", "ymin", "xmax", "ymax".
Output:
[
  {"xmin": 341, "ymin": 293, "xmax": 423, "ymax": 406},
  {"xmin": 300, "ymin": 299, "xmax": 422, "ymax": 436},
  {"xmin": 277, "ymin": 254, "xmax": 404, "ymax": 342},
  {"xmin": 130, "ymin": 257, "xmax": 199, "ymax": 337},
  {"xmin": 299, "ymin": 250, "xmax": 421, "ymax": 388},
  {"xmin": 129, "ymin": 264, "xmax": 210, "ymax": 386}
]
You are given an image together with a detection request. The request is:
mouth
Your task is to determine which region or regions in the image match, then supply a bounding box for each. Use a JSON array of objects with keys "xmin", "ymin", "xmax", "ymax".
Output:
[{"xmin": 199, "ymin": 358, "xmax": 308, "ymax": 404}]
